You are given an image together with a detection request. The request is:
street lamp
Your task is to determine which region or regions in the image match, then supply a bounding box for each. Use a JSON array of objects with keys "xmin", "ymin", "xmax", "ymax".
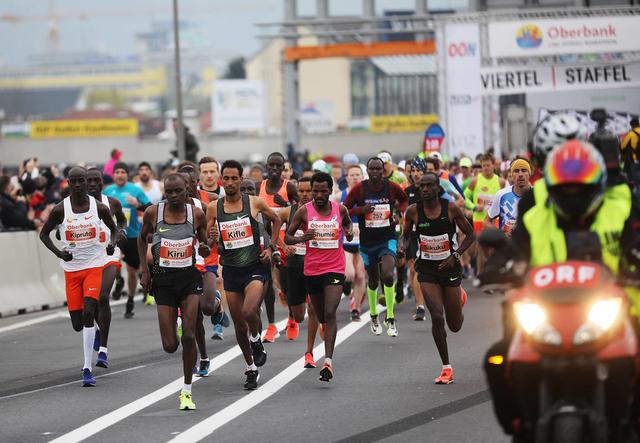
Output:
[{"xmin": 173, "ymin": 0, "xmax": 185, "ymax": 160}]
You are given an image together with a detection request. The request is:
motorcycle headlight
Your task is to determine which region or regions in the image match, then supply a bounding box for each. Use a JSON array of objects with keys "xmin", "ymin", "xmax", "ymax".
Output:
[
  {"xmin": 573, "ymin": 298, "xmax": 623, "ymax": 346},
  {"xmin": 514, "ymin": 301, "xmax": 561, "ymax": 346}
]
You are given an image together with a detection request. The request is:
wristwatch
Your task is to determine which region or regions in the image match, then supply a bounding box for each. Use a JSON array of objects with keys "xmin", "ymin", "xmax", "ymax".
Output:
[{"xmin": 452, "ymin": 251, "xmax": 461, "ymax": 261}]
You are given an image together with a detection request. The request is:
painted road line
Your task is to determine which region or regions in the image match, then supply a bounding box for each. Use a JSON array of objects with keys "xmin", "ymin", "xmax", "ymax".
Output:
[
  {"xmin": 170, "ymin": 307, "xmax": 385, "ymax": 443},
  {"xmin": 0, "ymin": 295, "xmax": 142, "ymax": 335},
  {"xmin": 49, "ymin": 316, "xmax": 291, "ymax": 443},
  {"xmin": 0, "ymin": 365, "xmax": 146, "ymax": 401}
]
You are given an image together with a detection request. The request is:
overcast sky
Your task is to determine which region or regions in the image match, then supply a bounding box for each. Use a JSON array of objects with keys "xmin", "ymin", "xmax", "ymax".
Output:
[{"xmin": 0, "ymin": 0, "xmax": 468, "ymax": 67}]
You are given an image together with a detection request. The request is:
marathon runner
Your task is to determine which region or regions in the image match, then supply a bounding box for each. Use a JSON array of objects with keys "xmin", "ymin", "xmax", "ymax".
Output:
[
  {"xmin": 400, "ymin": 172, "xmax": 475, "ymax": 384},
  {"xmin": 39, "ymin": 166, "xmax": 119, "ymax": 386},
  {"xmin": 344, "ymin": 156, "xmax": 408, "ymax": 337},
  {"xmin": 103, "ymin": 162, "xmax": 152, "ymax": 317},
  {"xmin": 138, "ymin": 173, "xmax": 210, "ymax": 410},
  {"xmin": 135, "ymin": 161, "xmax": 164, "ymax": 204},
  {"xmin": 278, "ymin": 177, "xmax": 321, "ymax": 367},
  {"xmin": 485, "ymin": 159, "xmax": 532, "ymax": 236},
  {"xmin": 285, "ymin": 172, "xmax": 353, "ymax": 381},
  {"xmin": 258, "ymin": 152, "xmax": 299, "ymax": 342},
  {"xmin": 86, "ymin": 168, "xmax": 127, "ymax": 369},
  {"xmin": 207, "ymin": 160, "xmax": 283, "ymax": 390}
]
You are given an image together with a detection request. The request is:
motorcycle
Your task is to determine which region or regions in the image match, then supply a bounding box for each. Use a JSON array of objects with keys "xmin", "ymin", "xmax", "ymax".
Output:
[{"xmin": 480, "ymin": 231, "xmax": 639, "ymax": 443}]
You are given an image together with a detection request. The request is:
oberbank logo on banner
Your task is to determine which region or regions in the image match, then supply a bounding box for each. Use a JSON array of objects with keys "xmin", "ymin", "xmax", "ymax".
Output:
[{"xmin": 489, "ymin": 16, "xmax": 640, "ymax": 57}]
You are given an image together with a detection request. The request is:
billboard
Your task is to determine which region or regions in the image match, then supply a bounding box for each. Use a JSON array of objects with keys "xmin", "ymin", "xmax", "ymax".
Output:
[
  {"xmin": 444, "ymin": 23, "xmax": 484, "ymax": 157},
  {"xmin": 211, "ymin": 80, "xmax": 265, "ymax": 132},
  {"xmin": 30, "ymin": 119, "xmax": 138, "ymax": 138},
  {"xmin": 300, "ymin": 101, "xmax": 337, "ymax": 134},
  {"xmin": 489, "ymin": 17, "xmax": 640, "ymax": 58}
]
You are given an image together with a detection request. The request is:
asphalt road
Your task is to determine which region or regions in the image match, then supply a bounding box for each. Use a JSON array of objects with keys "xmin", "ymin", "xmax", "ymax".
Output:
[{"xmin": 0, "ymin": 283, "xmax": 509, "ymax": 443}]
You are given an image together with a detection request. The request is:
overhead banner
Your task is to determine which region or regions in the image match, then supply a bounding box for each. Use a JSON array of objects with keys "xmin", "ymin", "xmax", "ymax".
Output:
[
  {"xmin": 481, "ymin": 62, "xmax": 640, "ymax": 95},
  {"xmin": 445, "ymin": 23, "xmax": 484, "ymax": 156},
  {"xmin": 211, "ymin": 80, "xmax": 265, "ymax": 132},
  {"xmin": 369, "ymin": 114, "xmax": 438, "ymax": 133},
  {"xmin": 489, "ymin": 16, "xmax": 640, "ymax": 58},
  {"xmin": 30, "ymin": 119, "xmax": 138, "ymax": 138}
]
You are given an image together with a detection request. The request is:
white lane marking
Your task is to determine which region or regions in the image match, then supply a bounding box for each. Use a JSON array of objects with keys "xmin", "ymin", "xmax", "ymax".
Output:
[
  {"xmin": 0, "ymin": 365, "xmax": 146, "ymax": 401},
  {"xmin": 170, "ymin": 307, "xmax": 385, "ymax": 443},
  {"xmin": 49, "ymin": 316, "xmax": 291, "ymax": 443},
  {"xmin": 0, "ymin": 295, "xmax": 142, "ymax": 335}
]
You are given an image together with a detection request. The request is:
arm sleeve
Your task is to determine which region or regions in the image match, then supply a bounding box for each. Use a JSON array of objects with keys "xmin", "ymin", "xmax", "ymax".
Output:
[{"xmin": 463, "ymin": 186, "xmax": 475, "ymax": 210}]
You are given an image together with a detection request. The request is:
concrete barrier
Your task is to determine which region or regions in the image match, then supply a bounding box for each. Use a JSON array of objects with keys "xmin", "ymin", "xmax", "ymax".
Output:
[{"xmin": 0, "ymin": 231, "xmax": 66, "ymax": 317}]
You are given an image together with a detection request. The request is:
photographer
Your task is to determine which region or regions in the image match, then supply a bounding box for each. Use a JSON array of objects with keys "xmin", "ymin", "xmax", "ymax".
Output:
[{"xmin": 0, "ymin": 175, "xmax": 41, "ymax": 231}]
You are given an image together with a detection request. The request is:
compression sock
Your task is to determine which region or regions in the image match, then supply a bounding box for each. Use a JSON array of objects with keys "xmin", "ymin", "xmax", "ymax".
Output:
[
  {"xmin": 384, "ymin": 284, "xmax": 396, "ymax": 319},
  {"xmin": 182, "ymin": 383, "xmax": 192, "ymax": 394},
  {"xmin": 82, "ymin": 326, "xmax": 96, "ymax": 370},
  {"xmin": 367, "ymin": 287, "xmax": 378, "ymax": 316}
]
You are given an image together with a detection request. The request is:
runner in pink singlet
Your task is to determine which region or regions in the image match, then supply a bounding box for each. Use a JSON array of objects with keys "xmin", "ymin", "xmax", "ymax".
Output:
[{"xmin": 285, "ymin": 172, "xmax": 353, "ymax": 382}]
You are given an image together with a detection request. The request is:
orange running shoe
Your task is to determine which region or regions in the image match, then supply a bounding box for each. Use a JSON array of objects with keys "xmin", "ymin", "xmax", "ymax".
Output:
[
  {"xmin": 319, "ymin": 324, "xmax": 325, "ymax": 341},
  {"xmin": 434, "ymin": 367, "xmax": 454, "ymax": 384},
  {"xmin": 286, "ymin": 318, "xmax": 299, "ymax": 340},
  {"xmin": 461, "ymin": 288, "xmax": 468, "ymax": 308},
  {"xmin": 263, "ymin": 324, "xmax": 280, "ymax": 343},
  {"xmin": 304, "ymin": 352, "xmax": 316, "ymax": 368}
]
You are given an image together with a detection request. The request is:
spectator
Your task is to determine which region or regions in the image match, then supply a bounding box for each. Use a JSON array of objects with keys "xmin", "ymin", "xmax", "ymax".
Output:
[
  {"xmin": 171, "ymin": 119, "xmax": 200, "ymax": 162},
  {"xmin": 103, "ymin": 149, "xmax": 123, "ymax": 178},
  {"xmin": 339, "ymin": 153, "xmax": 359, "ymax": 191},
  {"xmin": 249, "ymin": 164, "xmax": 265, "ymax": 182},
  {"xmin": 0, "ymin": 175, "xmax": 41, "ymax": 231}
]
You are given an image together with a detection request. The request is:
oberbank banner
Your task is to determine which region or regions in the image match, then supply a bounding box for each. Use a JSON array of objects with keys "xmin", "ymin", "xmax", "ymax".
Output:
[
  {"xmin": 30, "ymin": 119, "xmax": 138, "ymax": 138},
  {"xmin": 489, "ymin": 17, "xmax": 640, "ymax": 58},
  {"xmin": 480, "ymin": 62, "xmax": 640, "ymax": 96}
]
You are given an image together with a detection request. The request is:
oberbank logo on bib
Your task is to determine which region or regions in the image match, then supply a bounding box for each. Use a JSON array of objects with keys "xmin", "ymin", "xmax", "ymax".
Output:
[{"xmin": 516, "ymin": 24, "xmax": 542, "ymax": 49}]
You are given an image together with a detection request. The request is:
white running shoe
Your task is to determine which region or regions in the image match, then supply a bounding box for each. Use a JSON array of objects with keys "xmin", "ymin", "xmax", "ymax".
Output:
[
  {"xmin": 386, "ymin": 318, "xmax": 398, "ymax": 337},
  {"xmin": 370, "ymin": 317, "xmax": 383, "ymax": 335}
]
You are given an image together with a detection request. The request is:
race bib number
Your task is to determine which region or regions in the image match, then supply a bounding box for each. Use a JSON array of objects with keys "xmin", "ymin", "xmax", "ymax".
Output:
[
  {"xmin": 419, "ymin": 233, "xmax": 451, "ymax": 261},
  {"xmin": 477, "ymin": 194, "xmax": 493, "ymax": 210},
  {"xmin": 219, "ymin": 218, "xmax": 254, "ymax": 250},
  {"xmin": 159, "ymin": 237, "xmax": 193, "ymax": 268},
  {"xmin": 308, "ymin": 220, "xmax": 340, "ymax": 249},
  {"xmin": 294, "ymin": 229, "xmax": 306, "ymax": 255},
  {"xmin": 502, "ymin": 219, "xmax": 516, "ymax": 236},
  {"xmin": 65, "ymin": 223, "xmax": 98, "ymax": 248},
  {"xmin": 365, "ymin": 204, "xmax": 391, "ymax": 228}
]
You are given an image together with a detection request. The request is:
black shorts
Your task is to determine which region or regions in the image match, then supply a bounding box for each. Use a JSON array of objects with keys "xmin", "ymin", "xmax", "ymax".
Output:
[
  {"xmin": 222, "ymin": 262, "xmax": 268, "ymax": 293},
  {"xmin": 417, "ymin": 266, "xmax": 462, "ymax": 287},
  {"xmin": 121, "ymin": 237, "xmax": 140, "ymax": 269},
  {"xmin": 343, "ymin": 244, "xmax": 359, "ymax": 254},
  {"xmin": 285, "ymin": 265, "xmax": 306, "ymax": 306},
  {"xmin": 305, "ymin": 272, "xmax": 345, "ymax": 296},
  {"xmin": 151, "ymin": 268, "xmax": 203, "ymax": 308}
]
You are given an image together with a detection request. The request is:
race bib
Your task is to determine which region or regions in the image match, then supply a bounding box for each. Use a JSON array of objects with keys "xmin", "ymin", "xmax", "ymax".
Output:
[
  {"xmin": 64, "ymin": 223, "xmax": 98, "ymax": 249},
  {"xmin": 365, "ymin": 204, "xmax": 391, "ymax": 228},
  {"xmin": 159, "ymin": 237, "xmax": 193, "ymax": 268},
  {"xmin": 308, "ymin": 220, "xmax": 340, "ymax": 249},
  {"xmin": 294, "ymin": 229, "xmax": 306, "ymax": 255},
  {"xmin": 419, "ymin": 233, "xmax": 451, "ymax": 261},
  {"xmin": 219, "ymin": 218, "xmax": 254, "ymax": 250},
  {"xmin": 502, "ymin": 219, "xmax": 516, "ymax": 236},
  {"xmin": 477, "ymin": 194, "xmax": 493, "ymax": 209}
]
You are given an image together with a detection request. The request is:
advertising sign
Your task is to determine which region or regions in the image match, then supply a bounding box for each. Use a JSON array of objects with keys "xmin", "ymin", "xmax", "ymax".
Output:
[
  {"xmin": 480, "ymin": 62, "xmax": 640, "ymax": 95},
  {"xmin": 211, "ymin": 80, "xmax": 265, "ymax": 132},
  {"xmin": 369, "ymin": 114, "xmax": 438, "ymax": 133},
  {"xmin": 300, "ymin": 101, "xmax": 337, "ymax": 134},
  {"xmin": 30, "ymin": 119, "xmax": 138, "ymax": 138},
  {"xmin": 489, "ymin": 17, "xmax": 640, "ymax": 58},
  {"xmin": 423, "ymin": 123, "xmax": 445, "ymax": 152},
  {"xmin": 445, "ymin": 23, "xmax": 484, "ymax": 156}
]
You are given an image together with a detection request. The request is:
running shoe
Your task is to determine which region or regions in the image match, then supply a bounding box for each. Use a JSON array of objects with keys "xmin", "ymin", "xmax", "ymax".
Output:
[
  {"xmin": 244, "ymin": 370, "xmax": 259, "ymax": 390},
  {"xmin": 179, "ymin": 391, "xmax": 196, "ymax": 410},
  {"xmin": 221, "ymin": 311, "xmax": 230, "ymax": 328},
  {"xmin": 434, "ymin": 367, "xmax": 454, "ymax": 385},
  {"xmin": 82, "ymin": 368, "xmax": 96, "ymax": 387},
  {"xmin": 286, "ymin": 318, "xmax": 299, "ymax": 340},
  {"xmin": 197, "ymin": 360, "xmax": 210, "ymax": 377},
  {"xmin": 304, "ymin": 352, "xmax": 316, "ymax": 369},
  {"xmin": 263, "ymin": 324, "xmax": 280, "ymax": 343},
  {"xmin": 96, "ymin": 351, "xmax": 109, "ymax": 369},
  {"xmin": 112, "ymin": 275, "xmax": 124, "ymax": 300},
  {"xmin": 319, "ymin": 362, "xmax": 333, "ymax": 382},
  {"xmin": 192, "ymin": 365, "xmax": 198, "ymax": 375},
  {"xmin": 350, "ymin": 309, "xmax": 361, "ymax": 322},
  {"xmin": 319, "ymin": 324, "xmax": 325, "ymax": 341},
  {"xmin": 210, "ymin": 323, "xmax": 224, "ymax": 340},
  {"xmin": 370, "ymin": 316, "xmax": 382, "ymax": 335},
  {"xmin": 124, "ymin": 299, "xmax": 134, "ymax": 319},
  {"xmin": 413, "ymin": 306, "xmax": 426, "ymax": 321},
  {"xmin": 93, "ymin": 328, "xmax": 101, "ymax": 352},
  {"xmin": 385, "ymin": 318, "xmax": 398, "ymax": 337},
  {"xmin": 250, "ymin": 338, "xmax": 267, "ymax": 367},
  {"xmin": 144, "ymin": 294, "xmax": 155, "ymax": 306},
  {"xmin": 349, "ymin": 296, "xmax": 356, "ymax": 312}
]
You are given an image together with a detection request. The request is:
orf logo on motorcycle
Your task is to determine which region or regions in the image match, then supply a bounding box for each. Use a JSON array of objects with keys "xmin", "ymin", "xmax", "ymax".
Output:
[{"xmin": 530, "ymin": 262, "xmax": 601, "ymax": 289}]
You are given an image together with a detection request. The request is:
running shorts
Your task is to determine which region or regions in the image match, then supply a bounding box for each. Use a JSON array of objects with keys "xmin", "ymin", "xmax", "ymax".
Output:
[
  {"xmin": 417, "ymin": 266, "xmax": 462, "ymax": 287},
  {"xmin": 222, "ymin": 262, "xmax": 268, "ymax": 293},
  {"xmin": 121, "ymin": 237, "xmax": 141, "ymax": 269},
  {"xmin": 151, "ymin": 268, "xmax": 203, "ymax": 308},
  {"xmin": 64, "ymin": 267, "xmax": 102, "ymax": 311},
  {"xmin": 103, "ymin": 259, "xmax": 122, "ymax": 270},
  {"xmin": 343, "ymin": 244, "xmax": 359, "ymax": 254},
  {"xmin": 360, "ymin": 239, "xmax": 397, "ymax": 270},
  {"xmin": 285, "ymin": 265, "xmax": 306, "ymax": 306},
  {"xmin": 305, "ymin": 272, "xmax": 345, "ymax": 296}
]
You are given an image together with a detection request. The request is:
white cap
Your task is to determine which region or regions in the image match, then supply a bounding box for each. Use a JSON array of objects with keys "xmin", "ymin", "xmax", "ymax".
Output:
[
  {"xmin": 398, "ymin": 160, "xmax": 406, "ymax": 170},
  {"xmin": 378, "ymin": 152, "xmax": 393, "ymax": 164},
  {"xmin": 311, "ymin": 159, "xmax": 331, "ymax": 173},
  {"xmin": 428, "ymin": 151, "xmax": 443, "ymax": 162}
]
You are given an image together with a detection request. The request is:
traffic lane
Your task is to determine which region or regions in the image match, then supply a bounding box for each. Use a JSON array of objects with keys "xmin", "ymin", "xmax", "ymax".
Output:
[{"xmin": 204, "ymin": 289, "xmax": 505, "ymax": 442}]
